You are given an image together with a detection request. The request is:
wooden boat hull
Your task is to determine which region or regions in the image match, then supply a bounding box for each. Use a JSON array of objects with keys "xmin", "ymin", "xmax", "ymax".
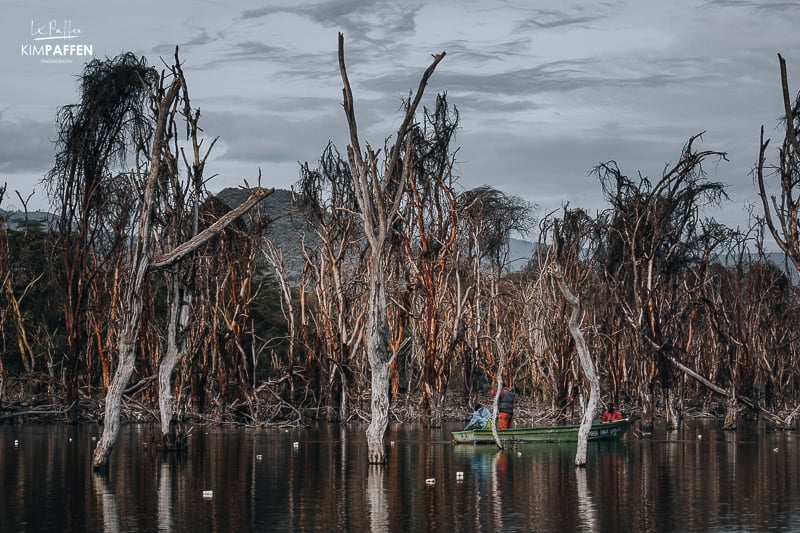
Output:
[{"xmin": 452, "ymin": 418, "xmax": 634, "ymax": 444}]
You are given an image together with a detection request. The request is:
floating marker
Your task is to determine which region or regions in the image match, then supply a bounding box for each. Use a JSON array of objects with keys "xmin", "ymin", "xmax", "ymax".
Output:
[
  {"xmin": 256, "ymin": 454, "xmax": 263, "ymax": 460},
  {"xmin": 773, "ymin": 448, "xmax": 779, "ymax": 453},
  {"xmin": 425, "ymin": 478, "xmax": 436, "ymax": 485},
  {"xmin": 202, "ymin": 490, "xmax": 213, "ymax": 499},
  {"xmin": 293, "ymin": 442, "xmax": 299, "ymax": 448},
  {"xmin": 697, "ymin": 435, "xmax": 702, "ymax": 440},
  {"xmin": 456, "ymin": 471, "xmax": 464, "ymax": 480},
  {"xmin": 14, "ymin": 440, "xmax": 19, "ymax": 447}
]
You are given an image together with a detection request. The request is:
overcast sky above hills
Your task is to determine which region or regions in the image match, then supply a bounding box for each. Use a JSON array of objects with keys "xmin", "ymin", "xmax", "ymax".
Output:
[{"xmin": 2, "ymin": 0, "xmax": 800, "ymax": 235}]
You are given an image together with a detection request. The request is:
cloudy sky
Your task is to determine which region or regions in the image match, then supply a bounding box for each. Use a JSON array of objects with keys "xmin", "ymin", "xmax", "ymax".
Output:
[{"xmin": 2, "ymin": 0, "xmax": 800, "ymax": 233}]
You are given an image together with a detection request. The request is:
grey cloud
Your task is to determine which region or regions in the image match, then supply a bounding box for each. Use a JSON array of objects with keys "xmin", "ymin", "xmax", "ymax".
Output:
[
  {"xmin": 238, "ymin": 0, "xmax": 423, "ymax": 49},
  {"xmin": 222, "ymin": 40, "xmax": 285, "ymax": 60},
  {"xmin": 705, "ymin": 1, "xmax": 800, "ymax": 9},
  {"xmin": 516, "ymin": 15, "xmax": 601, "ymax": 30},
  {"xmin": 361, "ymin": 57, "xmax": 664, "ymax": 100},
  {"xmin": 201, "ymin": 102, "xmax": 347, "ymax": 166},
  {"xmin": 0, "ymin": 119, "xmax": 56, "ymax": 176},
  {"xmin": 457, "ymin": 128, "xmax": 738, "ymax": 223}
]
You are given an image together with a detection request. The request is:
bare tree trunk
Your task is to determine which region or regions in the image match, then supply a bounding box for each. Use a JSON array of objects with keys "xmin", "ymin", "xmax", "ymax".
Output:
[
  {"xmin": 490, "ymin": 344, "xmax": 505, "ymax": 449},
  {"xmin": 723, "ymin": 383, "xmax": 737, "ymax": 430},
  {"xmin": 550, "ymin": 240, "xmax": 600, "ymax": 468},
  {"xmin": 91, "ymin": 59, "xmax": 273, "ymax": 468},
  {"xmin": 668, "ymin": 354, "xmax": 788, "ymax": 428},
  {"xmin": 366, "ymin": 360, "xmax": 391, "ymax": 463},
  {"xmin": 665, "ymin": 387, "xmax": 680, "ymax": 431},
  {"xmin": 365, "ymin": 255, "xmax": 392, "ymax": 464},
  {"xmin": 158, "ymin": 277, "xmax": 190, "ymax": 449},
  {"xmin": 92, "ymin": 76, "xmax": 181, "ymax": 470},
  {"xmin": 337, "ymin": 32, "xmax": 444, "ymax": 464}
]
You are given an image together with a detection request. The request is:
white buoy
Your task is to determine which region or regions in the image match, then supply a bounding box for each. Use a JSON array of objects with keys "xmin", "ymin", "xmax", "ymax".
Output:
[
  {"xmin": 293, "ymin": 441, "xmax": 299, "ymax": 448},
  {"xmin": 202, "ymin": 490, "xmax": 213, "ymax": 499},
  {"xmin": 697, "ymin": 434, "xmax": 702, "ymax": 440},
  {"xmin": 14, "ymin": 439, "xmax": 19, "ymax": 447},
  {"xmin": 425, "ymin": 478, "xmax": 436, "ymax": 485},
  {"xmin": 773, "ymin": 448, "xmax": 779, "ymax": 453},
  {"xmin": 256, "ymin": 454, "xmax": 263, "ymax": 460},
  {"xmin": 456, "ymin": 471, "xmax": 464, "ymax": 480}
]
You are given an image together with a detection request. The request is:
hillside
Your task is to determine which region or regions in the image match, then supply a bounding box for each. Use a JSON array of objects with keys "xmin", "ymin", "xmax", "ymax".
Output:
[{"xmin": 216, "ymin": 187, "xmax": 314, "ymax": 284}]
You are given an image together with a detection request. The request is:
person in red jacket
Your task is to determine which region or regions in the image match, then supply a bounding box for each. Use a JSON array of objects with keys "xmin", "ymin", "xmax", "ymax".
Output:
[
  {"xmin": 491, "ymin": 387, "xmax": 515, "ymax": 429},
  {"xmin": 602, "ymin": 403, "xmax": 623, "ymax": 422}
]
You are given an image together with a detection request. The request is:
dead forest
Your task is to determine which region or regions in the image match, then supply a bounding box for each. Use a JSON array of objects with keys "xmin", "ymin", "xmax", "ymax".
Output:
[{"xmin": 2, "ymin": 47, "xmax": 800, "ymax": 448}]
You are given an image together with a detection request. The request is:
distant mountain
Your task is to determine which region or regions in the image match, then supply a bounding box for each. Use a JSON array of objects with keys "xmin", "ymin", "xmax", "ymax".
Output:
[
  {"xmin": 216, "ymin": 187, "xmax": 315, "ymax": 285},
  {"xmin": 0, "ymin": 208, "xmax": 54, "ymax": 232},
  {"xmin": 4, "ymin": 192, "xmax": 795, "ymax": 285}
]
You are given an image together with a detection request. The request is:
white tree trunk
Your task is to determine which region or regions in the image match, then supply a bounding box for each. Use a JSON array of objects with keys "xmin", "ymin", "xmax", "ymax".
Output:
[
  {"xmin": 158, "ymin": 277, "xmax": 190, "ymax": 448},
  {"xmin": 551, "ymin": 263, "xmax": 600, "ymax": 467},
  {"xmin": 92, "ymin": 75, "xmax": 181, "ymax": 470},
  {"xmin": 365, "ymin": 258, "xmax": 392, "ymax": 464},
  {"xmin": 337, "ymin": 32, "xmax": 443, "ymax": 465},
  {"xmin": 92, "ymin": 336, "xmax": 140, "ymax": 469},
  {"xmin": 366, "ymin": 359, "xmax": 390, "ymax": 464}
]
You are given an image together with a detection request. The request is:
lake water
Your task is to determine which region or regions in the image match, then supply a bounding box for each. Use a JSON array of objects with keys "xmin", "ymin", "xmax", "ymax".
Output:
[{"xmin": 1, "ymin": 419, "xmax": 799, "ymax": 532}]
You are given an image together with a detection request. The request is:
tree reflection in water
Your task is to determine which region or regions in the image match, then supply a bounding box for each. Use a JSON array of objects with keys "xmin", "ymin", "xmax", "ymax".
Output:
[
  {"xmin": 368, "ymin": 465, "xmax": 389, "ymax": 532},
  {"xmin": 93, "ymin": 473, "xmax": 120, "ymax": 533},
  {"xmin": 576, "ymin": 467, "xmax": 598, "ymax": 532}
]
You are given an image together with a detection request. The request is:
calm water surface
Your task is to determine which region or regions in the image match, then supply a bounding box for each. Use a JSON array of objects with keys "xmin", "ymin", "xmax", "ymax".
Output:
[{"xmin": 2, "ymin": 419, "xmax": 799, "ymax": 532}]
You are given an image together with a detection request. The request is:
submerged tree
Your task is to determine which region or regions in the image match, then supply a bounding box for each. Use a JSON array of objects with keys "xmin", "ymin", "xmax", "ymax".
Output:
[
  {"xmin": 337, "ymin": 33, "xmax": 445, "ymax": 464},
  {"xmin": 92, "ymin": 49, "xmax": 272, "ymax": 470},
  {"xmin": 549, "ymin": 215, "xmax": 600, "ymax": 467},
  {"xmin": 399, "ymin": 94, "xmax": 460, "ymax": 426},
  {"xmin": 45, "ymin": 53, "xmax": 157, "ymax": 421},
  {"xmin": 297, "ymin": 145, "xmax": 365, "ymax": 421},
  {"xmin": 595, "ymin": 134, "xmax": 728, "ymax": 431}
]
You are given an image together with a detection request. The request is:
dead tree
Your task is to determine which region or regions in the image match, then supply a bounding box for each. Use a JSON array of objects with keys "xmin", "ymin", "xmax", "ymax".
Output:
[
  {"xmin": 45, "ymin": 53, "xmax": 156, "ymax": 421},
  {"xmin": 550, "ymin": 219, "xmax": 600, "ymax": 467},
  {"xmin": 399, "ymin": 94, "xmax": 460, "ymax": 426},
  {"xmin": 757, "ymin": 54, "xmax": 800, "ymax": 275},
  {"xmin": 92, "ymin": 51, "xmax": 272, "ymax": 470},
  {"xmin": 337, "ymin": 33, "xmax": 444, "ymax": 463},
  {"xmin": 594, "ymin": 134, "xmax": 727, "ymax": 431},
  {"xmin": 457, "ymin": 187, "xmax": 533, "ymax": 403},
  {"xmin": 297, "ymin": 147, "xmax": 365, "ymax": 420}
]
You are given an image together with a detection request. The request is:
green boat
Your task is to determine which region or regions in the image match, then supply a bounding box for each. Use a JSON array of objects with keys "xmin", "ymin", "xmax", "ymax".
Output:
[{"xmin": 452, "ymin": 418, "xmax": 634, "ymax": 444}]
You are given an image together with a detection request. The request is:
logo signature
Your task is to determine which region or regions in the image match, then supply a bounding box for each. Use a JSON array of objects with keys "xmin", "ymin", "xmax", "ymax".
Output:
[
  {"xmin": 30, "ymin": 20, "xmax": 82, "ymax": 41},
  {"xmin": 22, "ymin": 20, "xmax": 93, "ymax": 63}
]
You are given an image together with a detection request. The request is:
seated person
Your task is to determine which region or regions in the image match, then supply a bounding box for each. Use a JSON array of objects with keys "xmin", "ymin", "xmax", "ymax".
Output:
[
  {"xmin": 602, "ymin": 403, "xmax": 623, "ymax": 422},
  {"xmin": 465, "ymin": 404, "xmax": 492, "ymax": 430}
]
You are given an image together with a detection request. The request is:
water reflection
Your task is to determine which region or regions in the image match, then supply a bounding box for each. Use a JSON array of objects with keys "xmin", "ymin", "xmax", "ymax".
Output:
[
  {"xmin": 2, "ymin": 420, "xmax": 799, "ymax": 531},
  {"xmin": 576, "ymin": 468, "xmax": 597, "ymax": 533},
  {"xmin": 93, "ymin": 473, "xmax": 120, "ymax": 533},
  {"xmin": 490, "ymin": 450, "xmax": 509, "ymax": 530},
  {"xmin": 157, "ymin": 460, "xmax": 171, "ymax": 532},
  {"xmin": 367, "ymin": 465, "xmax": 388, "ymax": 532}
]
